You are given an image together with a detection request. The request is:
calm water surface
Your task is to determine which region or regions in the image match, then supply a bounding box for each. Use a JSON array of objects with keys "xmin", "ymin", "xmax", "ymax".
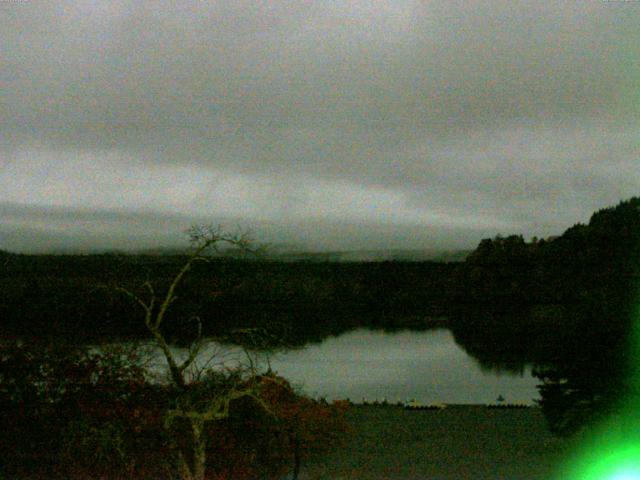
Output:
[{"xmin": 162, "ymin": 328, "xmax": 539, "ymax": 405}]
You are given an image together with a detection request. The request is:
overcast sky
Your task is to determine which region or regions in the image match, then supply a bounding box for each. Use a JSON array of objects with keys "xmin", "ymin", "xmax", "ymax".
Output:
[{"xmin": 2, "ymin": 1, "xmax": 639, "ymax": 253}]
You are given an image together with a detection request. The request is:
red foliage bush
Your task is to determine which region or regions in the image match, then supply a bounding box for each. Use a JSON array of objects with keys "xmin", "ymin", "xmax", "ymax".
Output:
[
  {"xmin": 0, "ymin": 342, "xmax": 174, "ymax": 479},
  {"xmin": 0, "ymin": 343, "xmax": 349, "ymax": 479},
  {"xmin": 204, "ymin": 374, "xmax": 350, "ymax": 479}
]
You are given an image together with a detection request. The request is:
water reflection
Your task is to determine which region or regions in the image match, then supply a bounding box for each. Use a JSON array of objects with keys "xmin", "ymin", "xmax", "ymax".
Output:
[
  {"xmin": 140, "ymin": 328, "xmax": 540, "ymax": 405},
  {"xmin": 473, "ymin": 358, "xmax": 528, "ymax": 376},
  {"xmin": 267, "ymin": 329, "xmax": 538, "ymax": 404}
]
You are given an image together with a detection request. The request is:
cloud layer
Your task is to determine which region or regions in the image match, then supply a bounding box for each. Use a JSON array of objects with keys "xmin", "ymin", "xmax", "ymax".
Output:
[{"xmin": 2, "ymin": 1, "xmax": 639, "ymax": 252}]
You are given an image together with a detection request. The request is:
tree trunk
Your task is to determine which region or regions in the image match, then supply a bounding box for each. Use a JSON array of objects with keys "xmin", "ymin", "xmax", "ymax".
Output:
[
  {"xmin": 175, "ymin": 418, "xmax": 207, "ymax": 480},
  {"xmin": 178, "ymin": 451, "xmax": 193, "ymax": 480},
  {"xmin": 291, "ymin": 435, "xmax": 301, "ymax": 480},
  {"xmin": 191, "ymin": 418, "xmax": 207, "ymax": 480}
]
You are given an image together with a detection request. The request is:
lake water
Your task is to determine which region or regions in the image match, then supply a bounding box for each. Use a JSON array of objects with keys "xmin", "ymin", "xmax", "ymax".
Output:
[{"xmin": 152, "ymin": 328, "xmax": 540, "ymax": 405}]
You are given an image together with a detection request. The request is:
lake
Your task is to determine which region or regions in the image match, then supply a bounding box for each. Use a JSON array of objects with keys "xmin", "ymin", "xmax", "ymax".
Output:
[{"xmin": 152, "ymin": 328, "xmax": 540, "ymax": 405}]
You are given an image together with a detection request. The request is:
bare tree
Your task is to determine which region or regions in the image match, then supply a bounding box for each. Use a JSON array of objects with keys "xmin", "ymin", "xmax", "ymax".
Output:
[{"xmin": 119, "ymin": 225, "xmax": 279, "ymax": 480}]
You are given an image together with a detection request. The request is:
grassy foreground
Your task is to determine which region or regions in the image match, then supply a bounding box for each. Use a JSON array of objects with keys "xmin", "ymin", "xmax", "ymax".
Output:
[{"xmin": 299, "ymin": 404, "xmax": 569, "ymax": 480}]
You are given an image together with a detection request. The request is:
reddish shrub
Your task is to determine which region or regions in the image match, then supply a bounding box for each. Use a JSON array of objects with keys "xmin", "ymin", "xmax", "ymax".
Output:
[
  {"xmin": 204, "ymin": 374, "xmax": 350, "ymax": 479},
  {"xmin": 1, "ymin": 344, "xmax": 349, "ymax": 480}
]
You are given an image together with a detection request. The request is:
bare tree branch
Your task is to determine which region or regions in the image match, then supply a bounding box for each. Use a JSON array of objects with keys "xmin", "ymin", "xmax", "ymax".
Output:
[{"xmin": 116, "ymin": 225, "xmax": 272, "ymax": 480}]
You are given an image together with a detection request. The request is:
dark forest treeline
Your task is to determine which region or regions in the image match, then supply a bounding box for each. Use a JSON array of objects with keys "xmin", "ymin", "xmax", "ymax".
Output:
[
  {"xmin": 1, "ymin": 197, "xmax": 638, "ymax": 354},
  {"xmin": 0, "ymin": 252, "xmax": 459, "ymax": 345},
  {"xmin": 452, "ymin": 197, "xmax": 640, "ymax": 361},
  {"xmin": 450, "ymin": 197, "xmax": 640, "ymax": 434}
]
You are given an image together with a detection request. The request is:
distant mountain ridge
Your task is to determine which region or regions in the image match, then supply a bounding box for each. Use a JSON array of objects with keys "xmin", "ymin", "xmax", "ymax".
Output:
[
  {"xmin": 0, "ymin": 241, "xmax": 472, "ymax": 263},
  {"xmin": 265, "ymin": 249, "xmax": 472, "ymax": 263}
]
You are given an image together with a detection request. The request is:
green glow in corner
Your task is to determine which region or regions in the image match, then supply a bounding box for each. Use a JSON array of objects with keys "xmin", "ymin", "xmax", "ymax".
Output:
[
  {"xmin": 556, "ymin": 299, "xmax": 640, "ymax": 480},
  {"xmin": 555, "ymin": 401, "xmax": 640, "ymax": 479},
  {"xmin": 562, "ymin": 442, "xmax": 640, "ymax": 479}
]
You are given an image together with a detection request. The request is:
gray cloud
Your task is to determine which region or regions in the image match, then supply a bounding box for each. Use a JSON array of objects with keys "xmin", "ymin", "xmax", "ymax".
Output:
[
  {"xmin": 2, "ymin": 1, "xmax": 639, "ymax": 252},
  {"xmin": 0, "ymin": 202, "xmax": 492, "ymax": 254}
]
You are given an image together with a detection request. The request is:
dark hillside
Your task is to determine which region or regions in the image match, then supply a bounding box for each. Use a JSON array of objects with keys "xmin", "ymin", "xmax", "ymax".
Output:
[
  {"xmin": 0, "ymin": 255, "xmax": 458, "ymax": 345},
  {"xmin": 451, "ymin": 197, "xmax": 640, "ymax": 434}
]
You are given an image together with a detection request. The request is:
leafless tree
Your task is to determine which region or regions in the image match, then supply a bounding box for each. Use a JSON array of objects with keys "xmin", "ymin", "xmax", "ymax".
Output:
[{"xmin": 119, "ymin": 225, "xmax": 280, "ymax": 480}]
